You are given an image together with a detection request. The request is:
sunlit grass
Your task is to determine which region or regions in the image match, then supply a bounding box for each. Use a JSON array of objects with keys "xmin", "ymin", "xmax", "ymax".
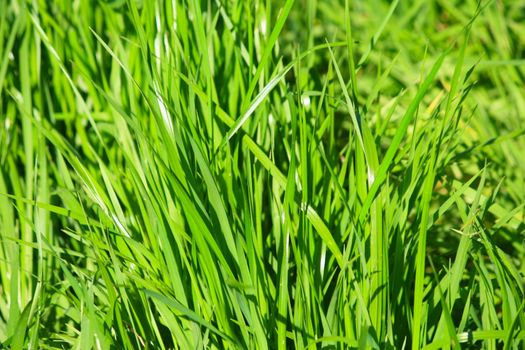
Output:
[{"xmin": 1, "ymin": 0, "xmax": 524, "ymax": 349}]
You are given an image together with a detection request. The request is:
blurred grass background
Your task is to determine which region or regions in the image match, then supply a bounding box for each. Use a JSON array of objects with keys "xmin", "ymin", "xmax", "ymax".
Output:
[{"xmin": 0, "ymin": 0, "xmax": 524, "ymax": 348}]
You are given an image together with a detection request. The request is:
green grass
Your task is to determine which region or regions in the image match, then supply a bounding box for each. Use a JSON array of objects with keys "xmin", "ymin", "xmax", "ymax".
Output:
[{"xmin": 1, "ymin": 0, "xmax": 524, "ymax": 349}]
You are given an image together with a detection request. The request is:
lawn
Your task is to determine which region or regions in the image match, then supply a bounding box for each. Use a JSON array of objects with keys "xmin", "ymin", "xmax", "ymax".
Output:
[{"xmin": 0, "ymin": 0, "xmax": 524, "ymax": 348}]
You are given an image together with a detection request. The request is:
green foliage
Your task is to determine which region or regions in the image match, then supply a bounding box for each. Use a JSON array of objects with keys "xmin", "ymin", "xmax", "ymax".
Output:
[{"xmin": 1, "ymin": 0, "xmax": 524, "ymax": 348}]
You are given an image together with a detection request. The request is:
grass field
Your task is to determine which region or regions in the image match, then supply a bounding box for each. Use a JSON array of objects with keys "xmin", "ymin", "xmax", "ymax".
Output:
[{"xmin": 1, "ymin": 0, "xmax": 524, "ymax": 348}]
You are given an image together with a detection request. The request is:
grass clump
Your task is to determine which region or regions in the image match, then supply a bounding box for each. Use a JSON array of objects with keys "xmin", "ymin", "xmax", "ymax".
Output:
[{"xmin": 0, "ymin": 0, "xmax": 524, "ymax": 349}]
